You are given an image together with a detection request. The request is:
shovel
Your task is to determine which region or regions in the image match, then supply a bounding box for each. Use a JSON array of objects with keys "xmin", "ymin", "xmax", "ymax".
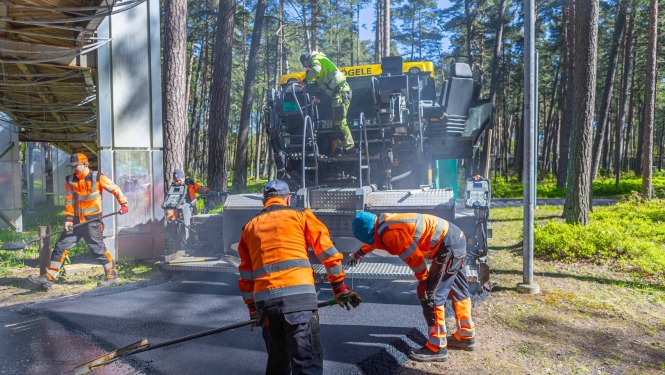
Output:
[
  {"xmin": 0, "ymin": 212, "xmax": 120, "ymax": 251},
  {"xmin": 74, "ymin": 298, "xmax": 349, "ymax": 375}
]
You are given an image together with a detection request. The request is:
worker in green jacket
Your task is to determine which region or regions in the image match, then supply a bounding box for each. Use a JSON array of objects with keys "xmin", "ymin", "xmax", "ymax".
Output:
[{"xmin": 300, "ymin": 52, "xmax": 354, "ymax": 154}]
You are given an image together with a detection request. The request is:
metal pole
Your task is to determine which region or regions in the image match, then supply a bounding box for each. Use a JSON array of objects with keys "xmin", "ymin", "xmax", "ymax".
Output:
[
  {"xmin": 518, "ymin": 0, "xmax": 540, "ymax": 294},
  {"xmin": 27, "ymin": 142, "xmax": 35, "ymax": 214},
  {"xmin": 534, "ymin": 52, "xmax": 539, "ymax": 208}
]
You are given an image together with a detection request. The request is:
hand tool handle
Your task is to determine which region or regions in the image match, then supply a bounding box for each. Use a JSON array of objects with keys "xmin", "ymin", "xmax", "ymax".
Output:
[
  {"xmin": 96, "ymin": 298, "xmax": 345, "ymax": 368},
  {"xmin": 38, "ymin": 212, "xmax": 120, "ymax": 241}
]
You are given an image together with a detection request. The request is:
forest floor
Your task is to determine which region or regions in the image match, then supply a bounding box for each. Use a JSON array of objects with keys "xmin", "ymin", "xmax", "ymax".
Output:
[{"xmin": 400, "ymin": 206, "xmax": 665, "ymax": 375}]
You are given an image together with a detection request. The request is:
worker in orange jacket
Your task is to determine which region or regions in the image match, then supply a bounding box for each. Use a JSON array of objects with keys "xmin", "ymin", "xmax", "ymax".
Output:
[
  {"xmin": 28, "ymin": 153, "xmax": 129, "ymax": 290},
  {"xmin": 165, "ymin": 168, "xmax": 210, "ymax": 222},
  {"xmin": 237, "ymin": 180, "xmax": 362, "ymax": 375},
  {"xmin": 349, "ymin": 211, "xmax": 476, "ymax": 362}
]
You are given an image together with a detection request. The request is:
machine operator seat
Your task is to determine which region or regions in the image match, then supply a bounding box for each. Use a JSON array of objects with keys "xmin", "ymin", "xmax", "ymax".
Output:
[{"xmin": 440, "ymin": 63, "xmax": 474, "ymax": 135}]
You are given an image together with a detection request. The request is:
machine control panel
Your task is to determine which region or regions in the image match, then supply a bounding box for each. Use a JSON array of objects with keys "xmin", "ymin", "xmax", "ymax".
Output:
[
  {"xmin": 162, "ymin": 185, "xmax": 187, "ymax": 209},
  {"xmin": 464, "ymin": 176, "xmax": 490, "ymax": 208}
]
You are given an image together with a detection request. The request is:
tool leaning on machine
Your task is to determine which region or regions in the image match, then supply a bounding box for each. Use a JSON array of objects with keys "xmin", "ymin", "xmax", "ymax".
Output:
[{"xmin": 73, "ymin": 298, "xmax": 351, "ymax": 375}]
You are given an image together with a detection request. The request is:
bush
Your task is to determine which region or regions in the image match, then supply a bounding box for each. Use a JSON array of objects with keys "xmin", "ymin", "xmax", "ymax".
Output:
[
  {"xmin": 534, "ymin": 195, "xmax": 665, "ymax": 275},
  {"xmin": 491, "ymin": 174, "xmax": 665, "ymax": 198}
]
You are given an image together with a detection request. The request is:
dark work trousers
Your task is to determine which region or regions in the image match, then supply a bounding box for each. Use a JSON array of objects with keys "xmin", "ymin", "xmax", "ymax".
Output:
[
  {"xmin": 421, "ymin": 223, "xmax": 471, "ymax": 351},
  {"xmin": 260, "ymin": 310, "xmax": 323, "ymax": 375},
  {"xmin": 51, "ymin": 218, "xmax": 111, "ymax": 267}
]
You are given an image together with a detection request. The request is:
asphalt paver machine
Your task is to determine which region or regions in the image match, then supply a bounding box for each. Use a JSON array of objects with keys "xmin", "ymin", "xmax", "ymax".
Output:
[{"xmin": 160, "ymin": 57, "xmax": 492, "ymax": 293}]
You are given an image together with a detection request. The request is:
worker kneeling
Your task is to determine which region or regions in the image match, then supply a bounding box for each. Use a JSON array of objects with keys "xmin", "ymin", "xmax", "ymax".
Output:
[
  {"xmin": 237, "ymin": 180, "xmax": 362, "ymax": 374},
  {"xmin": 350, "ymin": 212, "xmax": 476, "ymax": 362}
]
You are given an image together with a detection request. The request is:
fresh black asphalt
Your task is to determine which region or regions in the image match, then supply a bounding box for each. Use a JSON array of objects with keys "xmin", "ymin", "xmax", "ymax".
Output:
[{"xmin": 1, "ymin": 273, "xmax": 438, "ymax": 375}]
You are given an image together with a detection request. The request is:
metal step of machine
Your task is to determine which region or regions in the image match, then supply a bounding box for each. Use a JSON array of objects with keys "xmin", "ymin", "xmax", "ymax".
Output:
[{"xmin": 159, "ymin": 185, "xmax": 490, "ymax": 294}]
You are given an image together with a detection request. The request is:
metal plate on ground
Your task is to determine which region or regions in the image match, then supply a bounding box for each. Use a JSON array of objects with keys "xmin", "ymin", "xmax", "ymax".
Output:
[
  {"xmin": 160, "ymin": 260, "xmax": 238, "ymax": 273},
  {"xmin": 365, "ymin": 189, "xmax": 455, "ymax": 208},
  {"xmin": 312, "ymin": 263, "xmax": 416, "ymax": 280}
]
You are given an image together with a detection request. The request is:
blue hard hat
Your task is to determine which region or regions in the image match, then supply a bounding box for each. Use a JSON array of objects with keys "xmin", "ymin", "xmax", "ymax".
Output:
[
  {"xmin": 263, "ymin": 180, "xmax": 291, "ymax": 198},
  {"xmin": 352, "ymin": 211, "xmax": 377, "ymax": 245},
  {"xmin": 173, "ymin": 169, "xmax": 185, "ymax": 180}
]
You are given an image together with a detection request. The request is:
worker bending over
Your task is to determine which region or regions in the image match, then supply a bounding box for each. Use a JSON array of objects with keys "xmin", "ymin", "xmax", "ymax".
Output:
[
  {"xmin": 349, "ymin": 212, "xmax": 476, "ymax": 362},
  {"xmin": 237, "ymin": 180, "xmax": 362, "ymax": 374},
  {"xmin": 165, "ymin": 168, "xmax": 210, "ymax": 222},
  {"xmin": 300, "ymin": 51, "xmax": 354, "ymax": 155},
  {"xmin": 28, "ymin": 153, "xmax": 129, "ymax": 290}
]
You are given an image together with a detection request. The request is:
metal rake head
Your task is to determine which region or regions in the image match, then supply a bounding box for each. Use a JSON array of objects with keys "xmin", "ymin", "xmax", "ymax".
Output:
[{"xmin": 0, "ymin": 242, "xmax": 28, "ymax": 251}]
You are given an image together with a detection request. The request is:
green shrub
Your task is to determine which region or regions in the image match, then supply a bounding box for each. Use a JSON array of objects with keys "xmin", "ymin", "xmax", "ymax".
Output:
[
  {"xmin": 534, "ymin": 196, "xmax": 665, "ymax": 275},
  {"xmin": 491, "ymin": 174, "xmax": 665, "ymax": 199}
]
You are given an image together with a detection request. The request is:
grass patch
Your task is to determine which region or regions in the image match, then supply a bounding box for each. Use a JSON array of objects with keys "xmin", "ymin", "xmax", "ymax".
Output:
[
  {"xmin": 491, "ymin": 173, "xmax": 665, "ymax": 198},
  {"xmin": 534, "ymin": 195, "xmax": 665, "ymax": 276}
]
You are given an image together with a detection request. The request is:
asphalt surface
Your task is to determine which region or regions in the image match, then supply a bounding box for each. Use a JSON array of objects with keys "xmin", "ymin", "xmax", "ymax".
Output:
[{"xmin": 0, "ymin": 273, "xmax": 446, "ymax": 375}]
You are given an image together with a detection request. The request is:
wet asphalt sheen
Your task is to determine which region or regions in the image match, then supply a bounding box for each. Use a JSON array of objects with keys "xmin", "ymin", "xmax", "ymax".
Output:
[{"xmin": 0, "ymin": 273, "xmax": 440, "ymax": 375}]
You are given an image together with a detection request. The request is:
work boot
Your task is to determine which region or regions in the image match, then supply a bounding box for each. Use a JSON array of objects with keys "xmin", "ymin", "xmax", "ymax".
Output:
[
  {"xmin": 407, "ymin": 346, "xmax": 448, "ymax": 362},
  {"xmin": 27, "ymin": 275, "xmax": 53, "ymax": 290},
  {"xmin": 446, "ymin": 335, "xmax": 476, "ymax": 351},
  {"xmin": 97, "ymin": 277, "xmax": 119, "ymax": 288}
]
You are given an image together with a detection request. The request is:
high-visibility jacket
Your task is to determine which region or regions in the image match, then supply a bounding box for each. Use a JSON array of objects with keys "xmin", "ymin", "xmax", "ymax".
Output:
[
  {"xmin": 304, "ymin": 53, "xmax": 347, "ymax": 97},
  {"xmin": 237, "ymin": 198, "xmax": 345, "ymax": 315},
  {"xmin": 184, "ymin": 178, "xmax": 208, "ymax": 203},
  {"xmin": 65, "ymin": 168, "xmax": 127, "ymax": 223},
  {"xmin": 360, "ymin": 213, "xmax": 450, "ymax": 281}
]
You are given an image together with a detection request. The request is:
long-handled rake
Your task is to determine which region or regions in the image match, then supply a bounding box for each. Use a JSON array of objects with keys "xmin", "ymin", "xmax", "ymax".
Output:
[
  {"xmin": 0, "ymin": 212, "xmax": 120, "ymax": 251},
  {"xmin": 74, "ymin": 298, "xmax": 348, "ymax": 375}
]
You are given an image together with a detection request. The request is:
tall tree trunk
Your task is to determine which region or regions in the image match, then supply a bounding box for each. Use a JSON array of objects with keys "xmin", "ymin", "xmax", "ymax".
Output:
[
  {"xmin": 185, "ymin": 41, "xmax": 196, "ymax": 116},
  {"xmin": 486, "ymin": 0, "xmax": 506, "ymax": 177},
  {"xmin": 207, "ymin": 0, "xmax": 235, "ymax": 199},
  {"xmin": 642, "ymin": 0, "xmax": 658, "ymax": 198},
  {"xmin": 557, "ymin": 0, "xmax": 575, "ymax": 189},
  {"xmin": 464, "ymin": 0, "xmax": 473, "ymax": 68},
  {"xmin": 383, "ymin": 0, "xmax": 390, "ymax": 56},
  {"xmin": 624, "ymin": 44, "xmax": 637, "ymax": 171},
  {"xmin": 615, "ymin": 11, "xmax": 634, "ymax": 187},
  {"xmin": 542, "ymin": 65, "xmax": 560, "ymax": 175},
  {"xmin": 162, "ymin": 0, "xmax": 189, "ymax": 189},
  {"xmin": 310, "ymin": 0, "xmax": 318, "ymax": 51},
  {"xmin": 375, "ymin": 0, "xmax": 383, "ymax": 63},
  {"xmin": 564, "ymin": 0, "xmax": 598, "ymax": 225},
  {"xmin": 636, "ymin": 100, "xmax": 645, "ymax": 175},
  {"xmin": 188, "ymin": 52, "xmax": 204, "ymax": 171},
  {"xmin": 591, "ymin": 1, "xmax": 627, "ymax": 180},
  {"xmin": 274, "ymin": 0, "xmax": 284, "ymax": 88},
  {"xmin": 658, "ymin": 117, "xmax": 665, "ymax": 171},
  {"xmin": 232, "ymin": 0, "xmax": 268, "ymax": 192}
]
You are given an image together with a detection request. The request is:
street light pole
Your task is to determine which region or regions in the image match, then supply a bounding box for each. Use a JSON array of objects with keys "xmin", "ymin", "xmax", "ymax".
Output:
[{"xmin": 518, "ymin": 0, "xmax": 540, "ymax": 294}]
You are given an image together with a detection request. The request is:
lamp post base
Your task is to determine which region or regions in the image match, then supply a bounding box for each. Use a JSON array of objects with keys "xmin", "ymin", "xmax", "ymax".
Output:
[{"xmin": 516, "ymin": 282, "xmax": 540, "ymax": 294}]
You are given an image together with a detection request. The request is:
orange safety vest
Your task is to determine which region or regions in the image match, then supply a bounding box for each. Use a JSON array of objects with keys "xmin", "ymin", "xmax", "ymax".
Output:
[
  {"xmin": 237, "ymin": 198, "xmax": 345, "ymax": 312},
  {"xmin": 361, "ymin": 213, "xmax": 450, "ymax": 281},
  {"xmin": 64, "ymin": 168, "xmax": 127, "ymax": 222},
  {"xmin": 184, "ymin": 179, "xmax": 208, "ymax": 202}
]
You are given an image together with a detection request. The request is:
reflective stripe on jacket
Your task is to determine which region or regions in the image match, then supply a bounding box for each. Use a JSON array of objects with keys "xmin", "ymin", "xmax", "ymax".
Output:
[
  {"xmin": 237, "ymin": 198, "xmax": 345, "ymax": 309},
  {"xmin": 304, "ymin": 53, "xmax": 347, "ymax": 97},
  {"xmin": 360, "ymin": 213, "xmax": 450, "ymax": 281},
  {"xmin": 64, "ymin": 168, "xmax": 127, "ymax": 223}
]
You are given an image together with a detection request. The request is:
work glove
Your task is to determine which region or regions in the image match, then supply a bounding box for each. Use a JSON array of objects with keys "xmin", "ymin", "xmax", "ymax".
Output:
[
  {"xmin": 332, "ymin": 282, "xmax": 362, "ymax": 310},
  {"xmin": 64, "ymin": 220, "xmax": 73, "ymax": 233},
  {"xmin": 312, "ymin": 96, "xmax": 321, "ymax": 106},
  {"xmin": 119, "ymin": 204, "xmax": 129, "ymax": 215},
  {"xmin": 347, "ymin": 251, "xmax": 363, "ymax": 267},
  {"xmin": 248, "ymin": 303, "xmax": 258, "ymax": 331},
  {"xmin": 204, "ymin": 188, "xmax": 211, "ymax": 194},
  {"xmin": 417, "ymin": 280, "xmax": 429, "ymax": 303},
  {"xmin": 296, "ymin": 80, "xmax": 306, "ymax": 87}
]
